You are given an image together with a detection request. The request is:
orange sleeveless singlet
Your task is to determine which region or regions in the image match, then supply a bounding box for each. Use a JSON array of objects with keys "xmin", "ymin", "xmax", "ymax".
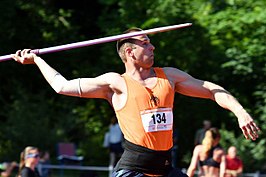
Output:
[{"xmin": 115, "ymin": 67, "xmax": 175, "ymax": 151}]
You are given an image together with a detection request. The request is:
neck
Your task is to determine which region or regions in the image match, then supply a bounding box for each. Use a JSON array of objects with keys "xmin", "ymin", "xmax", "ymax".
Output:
[
  {"xmin": 25, "ymin": 162, "xmax": 35, "ymax": 171},
  {"xmin": 213, "ymin": 142, "xmax": 219, "ymax": 147},
  {"xmin": 125, "ymin": 66, "xmax": 154, "ymax": 80}
]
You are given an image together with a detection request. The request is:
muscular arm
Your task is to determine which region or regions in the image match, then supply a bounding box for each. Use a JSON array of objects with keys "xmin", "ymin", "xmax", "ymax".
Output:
[
  {"xmin": 12, "ymin": 50, "xmax": 123, "ymax": 102},
  {"xmin": 164, "ymin": 67, "xmax": 260, "ymax": 140},
  {"xmin": 34, "ymin": 57, "xmax": 119, "ymax": 99}
]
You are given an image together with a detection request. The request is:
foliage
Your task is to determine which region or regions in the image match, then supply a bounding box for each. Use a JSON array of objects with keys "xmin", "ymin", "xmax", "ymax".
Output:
[
  {"xmin": 0, "ymin": 0, "xmax": 265, "ymax": 172},
  {"xmin": 192, "ymin": 0, "xmax": 266, "ymax": 171}
]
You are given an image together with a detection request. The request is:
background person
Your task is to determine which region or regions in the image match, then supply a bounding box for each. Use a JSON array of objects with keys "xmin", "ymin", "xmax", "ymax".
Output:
[
  {"xmin": 37, "ymin": 151, "xmax": 51, "ymax": 177},
  {"xmin": 225, "ymin": 146, "xmax": 243, "ymax": 177},
  {"xmin": 0, "ymin": 161, "xmax": 18, "ymax": 177},
  {"xmin": 12, "ymin": 27, "xmax": 260, "ymax": 176},
  {"xmin": 107, "ymin": 117, "xmax": 124, "ymax": 168},
  {"xmin": 17, "ymin": 146, "xmax": 40, "ymax": 177},
  {"xmin": 187, "ymin": 128, "xmax": 226, "ymax": 177},
  {"xmin": 171, "ymin": 124, "xmax": 179, "ymax": 168},
  {"xmin": 194, "ymin": 120, "xmax": 212, "ymax": 146}
]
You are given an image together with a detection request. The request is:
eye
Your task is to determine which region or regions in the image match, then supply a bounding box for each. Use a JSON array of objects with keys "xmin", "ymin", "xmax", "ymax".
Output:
[{"xmin": 142, "ymin": 41, "xmax": 149, "ymax": 46}]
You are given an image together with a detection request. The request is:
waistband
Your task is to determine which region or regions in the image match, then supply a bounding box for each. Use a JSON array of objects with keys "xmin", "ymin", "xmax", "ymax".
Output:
[{"xmin": 115, "ymin": 140, "xmax": 172, "ymax": 175}]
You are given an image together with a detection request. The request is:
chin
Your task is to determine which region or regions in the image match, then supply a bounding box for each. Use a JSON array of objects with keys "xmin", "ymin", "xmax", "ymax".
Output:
[
  {"xmin": 142, "ymin": 63, "xmax": 153, "ymax": 69},
  {"xmin": 150, "ymin": 60, "xmax": 154, "ymax": 66}
]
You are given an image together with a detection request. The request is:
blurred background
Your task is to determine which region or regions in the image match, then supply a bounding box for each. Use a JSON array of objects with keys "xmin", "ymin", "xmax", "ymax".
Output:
[{"xmin": 0, "ymin": 0, "xmax": 265, "ymax": 176}]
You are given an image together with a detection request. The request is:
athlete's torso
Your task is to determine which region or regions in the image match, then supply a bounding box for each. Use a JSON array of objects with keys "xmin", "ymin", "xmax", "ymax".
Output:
[{"xmin": 115, "ymin": 67, "xmax": 175, "ymax": 151}]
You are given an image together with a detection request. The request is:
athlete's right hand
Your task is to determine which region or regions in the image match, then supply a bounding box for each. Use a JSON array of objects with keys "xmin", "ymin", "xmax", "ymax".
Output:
[{"xmin": 12, "ymin": 49, "xmax": 37, "ymax": 64}]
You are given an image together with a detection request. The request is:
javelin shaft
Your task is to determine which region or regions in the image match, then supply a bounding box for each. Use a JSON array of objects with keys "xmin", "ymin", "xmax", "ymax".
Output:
[{"xmin": 0, "ymin": 23, "xmax": 192, "ymax": 62}]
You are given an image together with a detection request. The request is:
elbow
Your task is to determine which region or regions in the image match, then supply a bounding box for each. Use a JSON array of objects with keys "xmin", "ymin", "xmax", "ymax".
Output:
[
  {"xmin": 50, "ymin": 73, "xmax": 68, "ymax": 94},
  {"xmin": 50, "ymin": 82, "xmax": 67, "ymax": 94},
  {"xmin": 55, "ymin": 89, "xmax": 63, "ymax": 94},
  {"xmin": 52, "ymin": 86, "xmax": 64, "ymax": 94}
]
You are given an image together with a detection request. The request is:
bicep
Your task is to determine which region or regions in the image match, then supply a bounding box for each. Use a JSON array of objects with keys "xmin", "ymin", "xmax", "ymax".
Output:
[
  {"xmin": 58, "ymin": 73, "xmax": 118, "ymax": 99},
  {"xmin": 165, "ymin": 67, "xmax": 214, "ymax": 99},
  {"xmin": 175, "ymin": 77, "xmax": 214, "ymax": 100},
  {"xmin": 78, "ymin": 76, "xmax": 112, "ymax": 99}
]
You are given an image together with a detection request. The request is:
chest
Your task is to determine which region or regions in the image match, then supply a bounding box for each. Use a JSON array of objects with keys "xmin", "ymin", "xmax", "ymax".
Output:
[{"xmin": 127, "ymin": 76, "xmax": 174, "ymax": 109}]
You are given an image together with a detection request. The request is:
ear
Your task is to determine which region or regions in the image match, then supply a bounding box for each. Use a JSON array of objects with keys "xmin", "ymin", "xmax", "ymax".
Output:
[{"xmin": 125, "ymin": 47, "xmax": 134, "ymax": 57}]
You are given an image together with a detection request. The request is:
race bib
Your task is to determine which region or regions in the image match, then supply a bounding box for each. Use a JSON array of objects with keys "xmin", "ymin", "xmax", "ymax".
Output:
[{"xmin": 140, "ymin": 108, "xmax": 173, "ymax": 132}]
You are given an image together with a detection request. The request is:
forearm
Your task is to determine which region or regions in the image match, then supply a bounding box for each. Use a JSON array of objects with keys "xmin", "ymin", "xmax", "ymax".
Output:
[
  {"xmin": 186, "ymin": 167, "xmax": 195, "ymax": 177},
  {"xmin": 219, "ymin": 158, "xmax": 226, "ymax": 177},
  {"xmin": 213, "ymin": 88, "xmax": 256, "ymax": 130},
  {"xmin": 220, "ymin": 168, "xmax": 226, "ymax": 177},
  {"xmin": 236, "ymin": 168, "xmax": 243, "ymax": 175},
  {"xmin": 204, "ymin": 82, "xmax": 242, "ymax": 112},
  {"xmin": 12, "ymin": 50, "xmax": 82, "ymax": 96},
  {"xmin": 203, "ymin": 81, "xmax": 250, "ymax": 120},
  {"xmin": 33, "ymin": 56, "xmax": 81, "ymax": 96},
  {"xmin": 213, "ymin": 91, "xmax": 248, "ymax": 118},
  {"xmin": 34, "ymin": 56, "xmax": 62, "ymax": 85},
  {"xmin": 204, "ymin": 81, "xmax": 260, "ymax": 140}
]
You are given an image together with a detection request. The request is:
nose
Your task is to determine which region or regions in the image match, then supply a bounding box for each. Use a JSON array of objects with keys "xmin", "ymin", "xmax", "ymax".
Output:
[{"xmin": 149, "ymin": 43, "xmax": 155, "ymax": 51}]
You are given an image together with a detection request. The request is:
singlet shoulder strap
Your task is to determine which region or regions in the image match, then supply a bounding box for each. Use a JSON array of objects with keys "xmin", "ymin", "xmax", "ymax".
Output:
[{"xmin": 154, "ymin": 67, "xmax": 167, "ymax": 79}]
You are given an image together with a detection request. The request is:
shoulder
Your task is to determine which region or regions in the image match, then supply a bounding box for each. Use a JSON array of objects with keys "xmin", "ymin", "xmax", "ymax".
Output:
[
  {"xmin": 21, "ymin": 167, "xmax": 31, "ymax": 175},
  {"xmin": 161, "ymin": 67, "xmax": 193, "ymax": 83},
  {"xmin": 97, "ymin": 72, "xmax": 125, "ymax": 87},
  {"xmin": 194, "ymin": 144, "xmax": 203, "ymax": 153},
  {"xmin": 105, "ymin": 71, "xmax": 126, "ymax": 85},
  {"xmin": 21, "ymin": 167, "xmax": 30, "ymax": 172},
  {"xmin": 196, "ymin": 128, "xmax": 204, "ymax": 133},
  {"xmin": 236, "ymin": 157, "xmax": 243, "ymax": 163},
  {"xmin": 162, "ymin": 67, "xmax": 187, "ymax": 75},
  {"xmin": 98, "ymin": 72, "xmax": 123, "ymax": 80},
  {"xmin": 214, "ymin": 146, "xmax": 225, "ymax": 155}
]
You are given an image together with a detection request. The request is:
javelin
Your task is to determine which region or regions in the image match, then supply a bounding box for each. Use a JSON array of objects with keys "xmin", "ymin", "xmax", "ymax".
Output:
[{"xmin": 0, "ymin": 23, "xmax": 192, "ymax": 62}]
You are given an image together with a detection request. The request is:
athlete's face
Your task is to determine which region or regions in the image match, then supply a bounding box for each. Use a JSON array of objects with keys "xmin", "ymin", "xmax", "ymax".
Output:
[{"xmin": 130, "ymin": 35, "xmax": 155, "ymax": 68}]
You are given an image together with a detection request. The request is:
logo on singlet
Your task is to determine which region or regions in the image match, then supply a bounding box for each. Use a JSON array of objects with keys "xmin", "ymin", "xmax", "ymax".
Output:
[{"xmin": 150, "ymin": 95, "xmax": 160, "ymax": 107}]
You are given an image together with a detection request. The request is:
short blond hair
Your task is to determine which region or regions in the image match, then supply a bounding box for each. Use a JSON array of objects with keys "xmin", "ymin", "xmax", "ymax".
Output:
[{"xmin": 116, "ymin": 27, "xmax": 143, "ymax": 63}]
